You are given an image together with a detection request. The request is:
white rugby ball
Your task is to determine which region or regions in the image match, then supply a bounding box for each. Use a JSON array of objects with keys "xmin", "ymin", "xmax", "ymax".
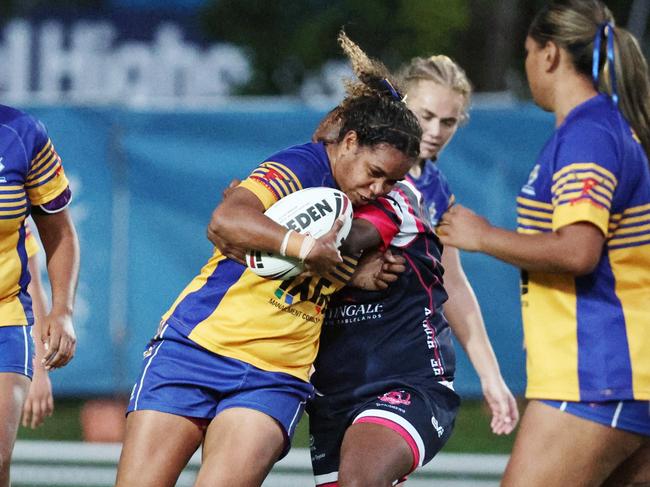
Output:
[{"xmin": 246, "ymin": 187, "xmax": 353, "ymax": 279}]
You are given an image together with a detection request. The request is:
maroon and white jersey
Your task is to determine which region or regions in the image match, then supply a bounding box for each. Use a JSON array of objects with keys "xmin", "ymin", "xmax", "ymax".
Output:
[{"xmin": 312, "ymin": 180, "xmax": 455, "ymax": 396}]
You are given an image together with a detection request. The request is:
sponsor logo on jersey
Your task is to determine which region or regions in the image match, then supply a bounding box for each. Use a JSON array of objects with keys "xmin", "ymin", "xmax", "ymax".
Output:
[
  {"xmin": 521, "ymin": 164, "xmax": 540, "ymax": 196},
  {"xmin": 378, "ymin": 390, "xmax": 412, "ymax": 406},
  {"xmin": 569, "ymin": 177, "xmax": 603, "ymax": 207},
  {"xmin": 269, "ymin": 275, "xmax": 332, "ymax": 320},
  {"xmin": 431, "ymin": 414, "xmax": 445, "ymax": 437},
  {"xmin": 263, "ymin": 167, "xmax": 287, "ymax": 182},
  {"xmin": 324, "ymin": 302, "xmax": 384, "ymax": 325}
]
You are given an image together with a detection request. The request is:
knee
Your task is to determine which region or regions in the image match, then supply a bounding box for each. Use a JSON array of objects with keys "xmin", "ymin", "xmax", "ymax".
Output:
[
  {"xmin": 338, "ymin": 466, "xmax": 394, "ymax": 487},
  {"xmin": 0, "ymin": 446, "xmax": 12, "ymax": 480}
]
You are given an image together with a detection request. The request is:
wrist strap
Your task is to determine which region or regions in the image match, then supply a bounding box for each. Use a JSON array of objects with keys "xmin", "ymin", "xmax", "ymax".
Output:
[
  {"xmin": 298, "ymin": 235, "xmax": 317, "ymax": 261},
  {"xmin": 279, "ymin": 229, "xmax": 294, "ymax": 257}
]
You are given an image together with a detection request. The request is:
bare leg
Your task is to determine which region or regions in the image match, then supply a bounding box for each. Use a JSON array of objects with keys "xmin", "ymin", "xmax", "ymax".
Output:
[
  {"xmin": 115, "ymin": 410, "xmax": 205, "ymax": 487},
  {"xmin": 194, "ymin": 407, "xmax": 285, "ymax": 487},
  {"xmin": 502, "ymin": 400, "xmax": 645, "ymax": 487},
  {"xmin": 0, "ymin": 373, "xmax": 30, "ymax": 487},
  {"xmin": 603, "ymin": 439, "xmax": 650, "ymax": 487},
  {"xmin": 338, "ymin": 422, "xmax": 413, "ymax": 487}
]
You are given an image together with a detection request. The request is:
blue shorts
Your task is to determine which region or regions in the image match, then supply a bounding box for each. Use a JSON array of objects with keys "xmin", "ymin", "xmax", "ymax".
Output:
[
  {"xmin": 307, "ymin": 381, "xmax": 459, "ymax": 486},
  {"xmin": 127, "ymin": 324, "xmax": 314, "ymax": 456},
  {"xmin": 542, "ymin": 399, "xmax": 650, "ymax": 436},
  {"xmin": 0, "ymin": 325, "xmax": 34, "ymax": 379}
]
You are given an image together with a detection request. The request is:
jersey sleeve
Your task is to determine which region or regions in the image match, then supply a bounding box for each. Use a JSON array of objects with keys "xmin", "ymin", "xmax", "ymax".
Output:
[
  {"xmin": 551, "ymin": 120, "xmax": 618, "ymax": 235},
  {"xmin": 24, "ymin": 119, "xmax": 70, "ymax": 207},
  {"xmin": 353, "ymin": 198, "xmax": 402, "ymax": 252},
  {"xmin": 238, "ymin": 161, "xmax": 305, "ymax": 210}
]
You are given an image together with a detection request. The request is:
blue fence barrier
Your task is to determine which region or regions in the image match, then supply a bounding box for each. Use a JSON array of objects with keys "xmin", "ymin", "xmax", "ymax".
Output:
[{"xmin": 25, "ymin": 102, "xmax": 554, "ymax": 397}]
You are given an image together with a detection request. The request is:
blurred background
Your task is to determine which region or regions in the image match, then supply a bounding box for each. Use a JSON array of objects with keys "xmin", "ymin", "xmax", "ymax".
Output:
[{"xmin": 3, "ymin": 0, "xmax": 648, "ymax": 485}]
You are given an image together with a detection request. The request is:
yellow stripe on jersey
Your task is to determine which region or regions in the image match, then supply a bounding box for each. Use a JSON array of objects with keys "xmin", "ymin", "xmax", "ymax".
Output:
[
  {"xmin": 554, "ymin": 188, "xmax": 612, "ymax": 210},
  {"xmin": 553, "ymin": 199, "xmax": 610, "ymax": 235},
  {"xmin": 238, "ymin": 179, "xmax": 279, "ymax": 211},
  {"xmin": 0, "ymin": 207, "xmax": 28, "ymax": 218},
  {"xmin": 516, "ymin": 196, "xmax": 553, "ymax": 211},
  {"xmin": 523, "ymin": 271, "xmax": 580, "ymax": 400},
  {"xmin": 32, "ymin": 139, "xmax": 52, "ymax": 165},
  {"xmin": 27, "ymin": 143, "xmax": 57, "ymax": 180},
  {"xmin": 517, "ymin": 217, "xmax": 553, "ymax": 229},
  {"xmin": 552, "ymin": 169, "xmax": 616, "ymax": 196},
  {"xmin": 238, "ymin": 161, "xmax": 306, "ymax": 211},
  {"xmin": 262, "ymin": 161, "xmax": 301, "ymax": 196},
  {"xmin": 609, "ymin": 245, "xmax": 650, "ymax": 398},
  {"xmin": 552, "ymin": 162, "xmax": 617, "ymax": 187},
  {"xmin": 608, "ymin": 204, "xmax": 650, "ymax": 245},
  {"xmin": 517, "ymin": 206, "xmax": 553, "ymax": 220}
]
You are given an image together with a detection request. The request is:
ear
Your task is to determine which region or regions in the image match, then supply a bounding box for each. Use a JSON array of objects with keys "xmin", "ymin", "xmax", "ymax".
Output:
[
  {"xmin": 341, "ymin": 130, "xmax": 359, "ymax": 153},
  {"xmin": 543, "ymin": 40, "xmax": 561, "ymax": 72}
]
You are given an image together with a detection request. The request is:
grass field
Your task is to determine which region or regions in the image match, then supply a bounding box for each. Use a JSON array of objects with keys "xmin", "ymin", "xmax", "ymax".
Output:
[{"xmin": 18, "ymin": 398, "xmax": 520, "ymax": 454}]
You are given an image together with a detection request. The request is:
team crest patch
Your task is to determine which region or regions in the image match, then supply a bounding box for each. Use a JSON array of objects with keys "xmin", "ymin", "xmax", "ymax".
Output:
[
  {"xmin": 570, "ymin": 177, "xmax": 603, "ymax": 207},
  {"xmin": 521, "ymin": 164, "xmax": 540, "ymax": 196},
  {"xmin": 378, "ymin": 390, "xmax": 412, "ymax": 406}
]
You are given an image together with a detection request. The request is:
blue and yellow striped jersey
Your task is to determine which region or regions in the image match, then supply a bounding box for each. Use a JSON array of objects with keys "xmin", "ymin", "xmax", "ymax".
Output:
[
  {"xmin": 162, "ymin": 142, "xmax": 357, "ymax": 381},
  {"xmin": 518, "ymin": 94, "xmax": 650, "ymax": 401},
  {"xmin": 0, "ymin": 105, "xmax": 69, "ymax": 327}
]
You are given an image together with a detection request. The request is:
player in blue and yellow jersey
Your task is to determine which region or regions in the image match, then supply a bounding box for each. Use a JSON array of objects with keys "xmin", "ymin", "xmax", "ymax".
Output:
[
  {"xmin": 115, "ymin": 32, "xmax": 422, "ymax": 487},
  {"xmin": 0, "ymin": 106, "xmax": 79, "ymax": 487},
  {"xmin": 440, "ymin": 1, "xmax": 650, "ymax": 485}
]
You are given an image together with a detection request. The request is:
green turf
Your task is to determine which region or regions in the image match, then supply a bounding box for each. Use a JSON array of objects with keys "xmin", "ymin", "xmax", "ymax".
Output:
[
  {"xmin": 18, "ymin": 398, "xmax": 518, "ymax": 454},
  {"xmin": 17, "ymin": 399, "xmax": 84, "ymax": 441}
]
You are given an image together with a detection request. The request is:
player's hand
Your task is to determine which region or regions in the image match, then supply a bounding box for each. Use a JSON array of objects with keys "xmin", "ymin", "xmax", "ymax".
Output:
[
  {"xmin": 481, "ymin": 374, "xmax": 519, "ymax": 435},
  {"xmin": 222, "ymin": 179, "xmax": 241, "ymax": 200},
  {"xmin": 22, "ymin": 359, "xmax": 54, "ymax": 429},
  {"xmin": 210, "ymin": 232, "xmax": 247, "ymax": 264},
  {"xmin": 438, "ymin": 205, "xmax": 491, "ymax": 252},
  {"xmin": 303, "ymin": 216, "xmax": 345, "ymax": 275},
  {"xmin": 41, "ymin": 310, "xmax": 76, "ymax": 370},
  {"xmin": 349, "ymin": 250, "xmax": 406, "ymax": 290}
]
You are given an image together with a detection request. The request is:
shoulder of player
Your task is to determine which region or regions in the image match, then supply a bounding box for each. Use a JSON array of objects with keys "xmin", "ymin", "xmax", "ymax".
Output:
[
  {"xmin": 0, "ymin": 105, "xmax": 42, "ymax": 132},
  {"xmin": 265, "ymin": 142, "xmax": 326, "ymax": 167}
]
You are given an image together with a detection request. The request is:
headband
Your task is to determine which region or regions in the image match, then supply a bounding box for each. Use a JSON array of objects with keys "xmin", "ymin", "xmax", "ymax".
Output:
[
  {"xmin": 592, "ymin": 21, "xmax": 618, "ymax": 105},
  {"xmin": 381, "ymin": 78, "xmax": 406, "ymax": 102}
]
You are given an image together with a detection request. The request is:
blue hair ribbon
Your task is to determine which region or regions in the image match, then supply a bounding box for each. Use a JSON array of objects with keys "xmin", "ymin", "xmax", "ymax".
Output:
[
  {"xmin": 592, "ymin": 21, "xmax": 618, "ymax": 105},
  {"xmin": 381, "ymin": 78, "xmax": 404, "ymax": 102}
]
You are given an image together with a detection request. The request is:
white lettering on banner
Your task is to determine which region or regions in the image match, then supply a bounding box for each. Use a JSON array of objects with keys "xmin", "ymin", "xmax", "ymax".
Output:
[{"xmin": 0, "ymin": 20, "xmax": 252, "ymax": 106}]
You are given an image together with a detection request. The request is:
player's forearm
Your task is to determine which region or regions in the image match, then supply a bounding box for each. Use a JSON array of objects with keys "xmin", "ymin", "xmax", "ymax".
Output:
[
  {"xmin": 478, "ymin": 224, "xmax": 600, "ymax": 275},
  {"xmin": 34, "ymin": 211, "xmax": 79, "ymax": 315},
  {"xmin": 444, "ymin": 287, "xmax": 502, "ymax": 382},
  {"xmin": 209, "ymin": 187, "xmax": 292, "ymax": 254}
]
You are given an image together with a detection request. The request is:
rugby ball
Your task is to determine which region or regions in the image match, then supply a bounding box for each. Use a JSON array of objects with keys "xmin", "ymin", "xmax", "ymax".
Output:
[{"xmin": 246, "ymin": 187, "xmax": 353, "ymax": 279}]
